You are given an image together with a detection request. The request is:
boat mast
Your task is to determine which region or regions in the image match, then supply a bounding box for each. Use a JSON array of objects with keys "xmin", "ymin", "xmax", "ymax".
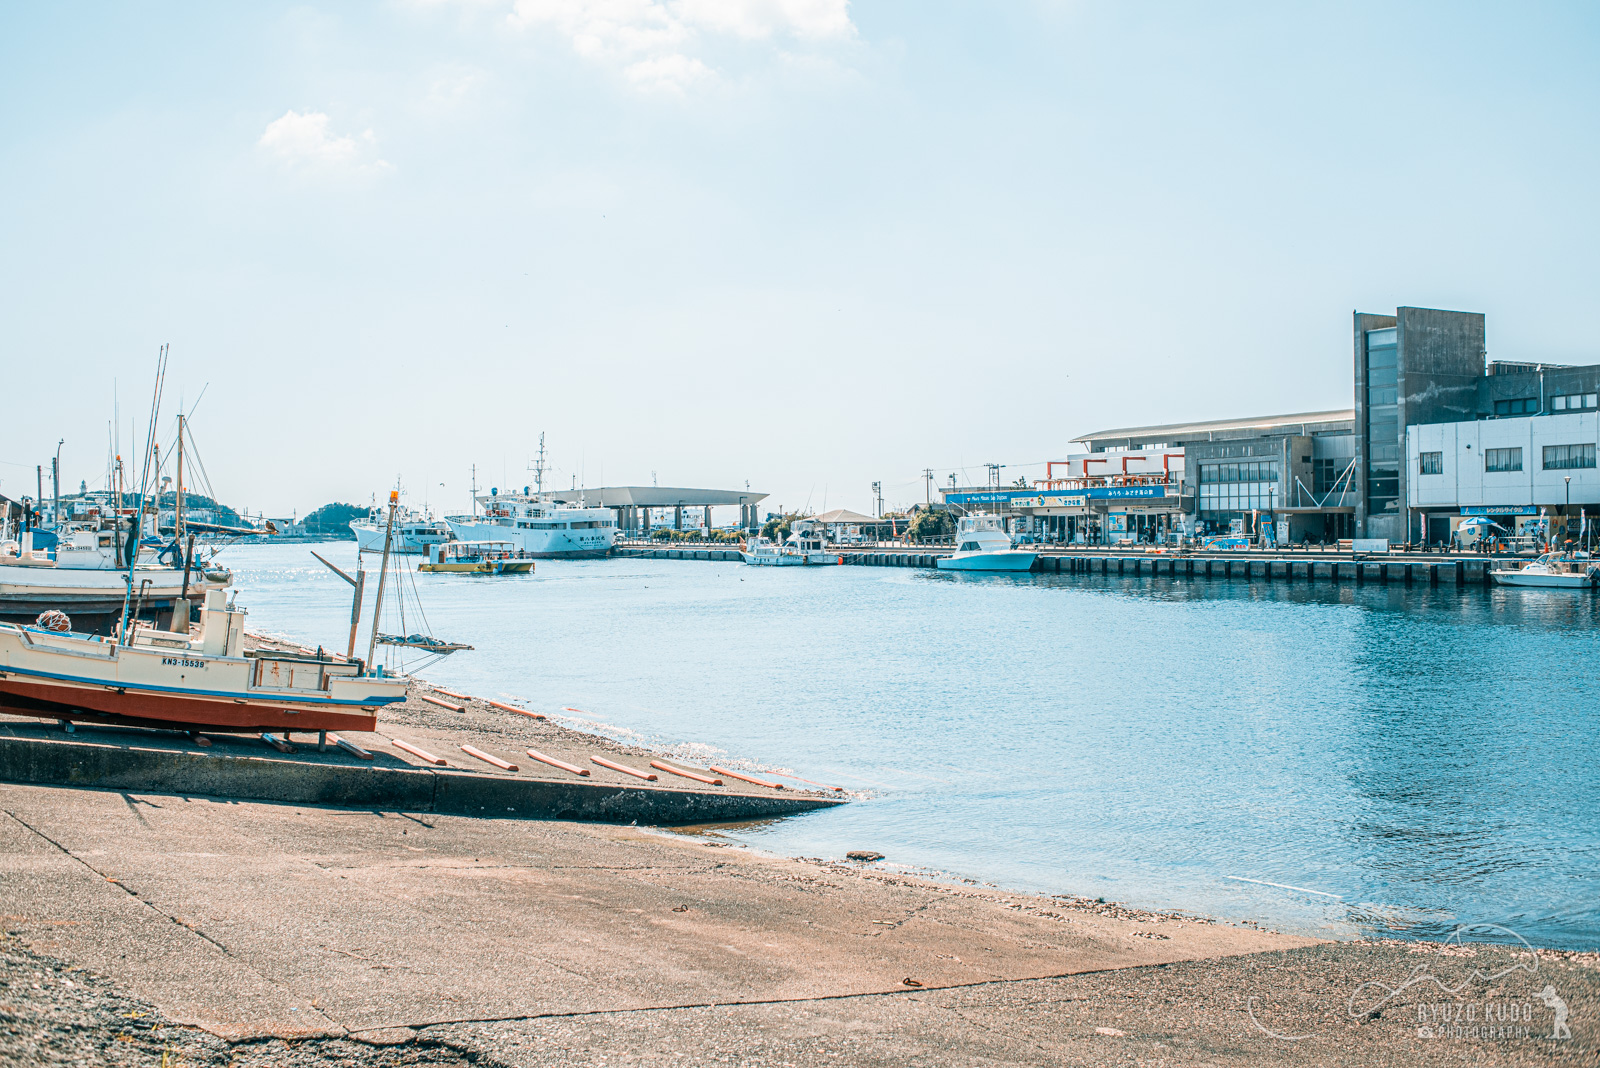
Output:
[
  {"xmin": 119, "ymin": 344, "xmax": 168, "ymax": 644},
  {"xmin": 471, "ymin": 464, "xmax": 477, "ymax": 517},
  {"xmin": 175, "ymin": 413, "xmax": 185, "ymax": 544},
  {"xmin": 365, "ymin": 490, "xmax": 399, "ymax": 672},
  {"xmin": 534, "ymin": 433, "xmax": 546, "ymax": 495}
]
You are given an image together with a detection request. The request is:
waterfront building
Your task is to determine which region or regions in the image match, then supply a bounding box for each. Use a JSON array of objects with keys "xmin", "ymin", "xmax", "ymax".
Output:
[{"xmin": 949, "ymin": 306, "xmax": 1598, "ymax": 548}]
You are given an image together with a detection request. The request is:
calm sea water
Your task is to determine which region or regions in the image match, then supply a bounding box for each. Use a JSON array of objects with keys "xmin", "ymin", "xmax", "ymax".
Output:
[{"xmin": 227, "ymin": 542, "xmax": 1600, "ymax": 949}]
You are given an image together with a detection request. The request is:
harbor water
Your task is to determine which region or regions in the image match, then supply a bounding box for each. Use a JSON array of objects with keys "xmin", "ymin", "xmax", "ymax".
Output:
[{"xmin": 230, "ymin": 542, "xmax": 1600, "ymax": 949}]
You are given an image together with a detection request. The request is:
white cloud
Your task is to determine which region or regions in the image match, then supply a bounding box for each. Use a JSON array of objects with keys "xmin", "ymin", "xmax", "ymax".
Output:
[
  {"xmin": 258, "ymin": 110, "xmax": 390, "ymax": 173},
  {"xmin": 503, "ymin": 0, "xmax": 853, "ymax": 91},
  {"xmin": 673, "ymin": 0, "xmax": 853, "ymax": 41},
  {"xmin": 625, "ymin": 52, "xmax": 713, "ymax": 93}
]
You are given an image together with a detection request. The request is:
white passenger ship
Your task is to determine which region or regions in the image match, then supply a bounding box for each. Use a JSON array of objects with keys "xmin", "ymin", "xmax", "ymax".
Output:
[
  {"xmin": 446, "ymin": 488, "xmax": 617, "ymax": 559},
  {"xmin": 352, "ymin": 505, "xmax": 453, "ymax": 555}
]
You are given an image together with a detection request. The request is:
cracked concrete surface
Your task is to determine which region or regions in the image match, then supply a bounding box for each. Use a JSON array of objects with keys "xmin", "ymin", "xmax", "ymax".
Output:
[{"xmin": 2, "ymin": 781, "xmax": 1593, "ymax": 1065}]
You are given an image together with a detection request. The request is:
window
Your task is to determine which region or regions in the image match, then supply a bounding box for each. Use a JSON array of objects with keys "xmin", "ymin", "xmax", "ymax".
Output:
[
  {"xmin": 1197, "ymin": 460, "xmax": 1280, "ymax": 515},
  {"xmin": 1313, "ymin": 458, "xmax": 1350, "ymax": 493},
  {"xmin": 1543, "ymin": 444, "xmax": 1597, "ymax": 470},
  {"xmin": 1494, "ymin": 398, "xmax": 1539, "ymax": 416},
  {"xmin": 1552, "ymin": 393, "xmax": 1599, "ymax": 412},
  {"xmin": 1419, "ymin": 452, "xmax": 1443, "ymax": 475},
  {"xmin": 1484, "ymin": 447, "xmax": 1523, "ymax": 473}
]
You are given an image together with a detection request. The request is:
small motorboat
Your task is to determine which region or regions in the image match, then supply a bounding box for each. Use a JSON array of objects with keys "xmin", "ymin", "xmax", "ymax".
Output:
[
  {"xmin": 936, "ymin": 514, "xmax": 1037, "ymax": 572},
  {"xmin": 1491, "ymin": 552, "xmax": 1598, "ymax": 589},
  {"xmin": 418, "ymin": 541, "xmax": 535, "ymax": 574}
]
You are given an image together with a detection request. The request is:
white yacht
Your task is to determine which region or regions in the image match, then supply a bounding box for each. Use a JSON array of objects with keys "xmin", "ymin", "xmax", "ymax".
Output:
[
  {"xmin": 352, "ymin": 505, "xmax": 453, "ymax": 555},
  {"xmin": 446, "ymin": 488, "xmax": 617, "ymax": 559},
  {"xmin": 936, "ymin": 514, "xmax": 1037, "ymax": 572},
  {"xmin": 741, "ymin": 522, "xmax": 842, "ymax": 566},
  {"xmin": 1492, "ymin": 553, "xmax": 1598, "ymax": 589}
]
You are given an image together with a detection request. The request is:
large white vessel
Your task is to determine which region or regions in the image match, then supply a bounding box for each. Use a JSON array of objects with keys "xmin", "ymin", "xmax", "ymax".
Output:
[
  {"xmin": 446, "ymin": 489, "xmax": 617, "ymax": 559},
  {"xmin": 352, "ymin": 505, "xmax": 453, "ymax": 555},
  {"xmin": 936, "ymin": 514, "xmax": 1037, "ymax": 572}
]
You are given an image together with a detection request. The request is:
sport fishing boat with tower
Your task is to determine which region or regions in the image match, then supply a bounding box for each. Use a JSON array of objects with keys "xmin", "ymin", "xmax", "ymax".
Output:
[
  {"xmin": 936, "ymin": 513, "xmax": 1037, "ymax": 572},
  {"xmin": 446, "ymin": 436, "xmax": 618, "ymax": 558}
]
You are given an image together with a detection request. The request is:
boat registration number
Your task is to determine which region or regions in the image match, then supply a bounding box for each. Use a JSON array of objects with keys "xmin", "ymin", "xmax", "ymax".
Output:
[{"xmin": 161, "ymin": 657, "xmax": 206, "ymax": 669}]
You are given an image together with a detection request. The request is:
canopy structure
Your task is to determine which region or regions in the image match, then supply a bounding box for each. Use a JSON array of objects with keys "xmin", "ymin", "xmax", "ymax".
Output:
[
  {"xmin": 810, "ymin": 508, "xmax": 881, "ymax": 525},
  {"xmin": 546, "ymin": 486, "xmax": 769, "ymax": 534}
]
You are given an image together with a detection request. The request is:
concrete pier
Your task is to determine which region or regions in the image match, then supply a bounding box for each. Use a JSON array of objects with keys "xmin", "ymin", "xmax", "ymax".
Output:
[{"xmin": 612, "ymin": 544, "xmax": 1500, "ymax": 586}]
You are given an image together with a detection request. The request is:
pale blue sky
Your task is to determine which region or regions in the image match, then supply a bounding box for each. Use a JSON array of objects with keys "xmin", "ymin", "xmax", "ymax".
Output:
[{"xmin": 3, "ymin": 2, "xmax": 1597, "ymax": 517}]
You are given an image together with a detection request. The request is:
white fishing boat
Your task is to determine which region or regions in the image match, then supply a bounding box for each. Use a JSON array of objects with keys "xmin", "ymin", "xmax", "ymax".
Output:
[
  {"xmin": 0, "ymin": 527, "xmax": 229, "ymax": 622},
  {"xmin": 740, "ymin": 521, "xmax": 842, "ymax": 566},
  {"xmin": 1491, "ymin": 553, "xmax": 1598, "ymax": 589},
  {"xmin": 936, "ymin": 514, "xmax": 1037, "ymax": 572},
  {"xmin": 352, "ymin": 505, "xmax": 453, "ymax": 555},
  {"xmin": 0, "ymin": 586, "xmax": 409, "ymax": 734}
]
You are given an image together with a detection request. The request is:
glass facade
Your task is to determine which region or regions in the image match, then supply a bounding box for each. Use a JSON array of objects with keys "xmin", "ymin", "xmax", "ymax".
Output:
[
  {"xmin": 1365, "ymin": 329, "xmax": 1399, "ymax": 513},
  {"xmin": 1199, "ymin": 460, "xmax": 1279, "ymax": 514}
]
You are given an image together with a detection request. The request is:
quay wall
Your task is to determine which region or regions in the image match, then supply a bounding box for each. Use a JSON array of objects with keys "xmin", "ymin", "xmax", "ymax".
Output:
[
  {"xmin": 0, "ymin": 736, "xmax": 841, "ymax": 824},
  {"xmin": 611, "ymin": 546, "xmax": 1496, "ymax": 586}
]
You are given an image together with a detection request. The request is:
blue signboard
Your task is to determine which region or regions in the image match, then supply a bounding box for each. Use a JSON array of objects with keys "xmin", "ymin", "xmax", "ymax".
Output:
[
  {"xmin": 944, "ymin": 486, "xmax": 1172, "ymax": 506},
  {"xmin": 1460, "ymin": 506, "xmax": 1538, "ymax": 516}
]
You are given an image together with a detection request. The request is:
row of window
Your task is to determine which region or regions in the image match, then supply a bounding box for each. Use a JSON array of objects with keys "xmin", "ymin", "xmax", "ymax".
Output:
[
  {"xmin": 1199, "ymin": 461, "xmax": 1279, "ymax": 485},
  {"xmin": 1492, "ymin": 394, "xmax": 1599, "ymax": 416},
  {"xmin": 1417, "ymin": 444, "xmax": 1597, "ymax": 474}
]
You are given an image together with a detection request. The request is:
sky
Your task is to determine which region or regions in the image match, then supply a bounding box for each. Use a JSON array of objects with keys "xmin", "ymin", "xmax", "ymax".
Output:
[{"xmin": 2, "ymin": 1, "xmax": 1598, "ymax": 519}]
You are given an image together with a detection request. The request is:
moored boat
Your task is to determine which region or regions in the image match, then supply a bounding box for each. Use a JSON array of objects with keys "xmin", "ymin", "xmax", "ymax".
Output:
[
  {"xmin": 740, "ymin": 521, "xmax": 842, "ymax": 566},
  {"xmin": 1491, "ymin": 552, "xmax": 1598, "ymax": 589},
  {"xmin": 418, "ymin": 541, "xmax": 535, "ymax": 574},
  {"xmin": 352, "ymin": 505, "xmax": 453, "ymax": 555},
  {"xmin": 936, "ymin": 514, "xmax": 1037, "ymax": 572}
]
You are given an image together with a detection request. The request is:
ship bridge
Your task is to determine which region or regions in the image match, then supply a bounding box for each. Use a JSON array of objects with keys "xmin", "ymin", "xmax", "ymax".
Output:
[{"xmin": 545, "ymin": 487, "xmax": 768, "ymax": 533}]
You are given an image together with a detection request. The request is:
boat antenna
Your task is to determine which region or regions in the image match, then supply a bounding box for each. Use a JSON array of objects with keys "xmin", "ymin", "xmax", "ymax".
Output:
[{"xmin": 365, "ymin": 490, "xmax": 399, "ymax": 672}]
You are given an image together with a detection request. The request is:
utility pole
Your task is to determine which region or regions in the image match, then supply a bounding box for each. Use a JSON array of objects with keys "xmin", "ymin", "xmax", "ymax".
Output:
[
  {"xmin": 52, "ymin": 440, "xmax": 62, "ymax": 530},
  {"xmin": 923, "ymin": 468, "xmax": 933, "ymax": 506},
  {"xmin": 871, "ymin": 481, "xmax": 882, "ymax": 518},
  {"xmin": 985, "ymin": 463, "xmax": 1002, "ymax": 491}
]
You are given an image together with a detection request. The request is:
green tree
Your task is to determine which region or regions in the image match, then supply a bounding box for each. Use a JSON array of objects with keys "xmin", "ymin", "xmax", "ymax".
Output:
[
  {"xmin": 907, "ymin": 509, "xmax": 953, "ymax": 542},
  {"xmin": 304, "ymin": 502, "xmax": 368, "ymax": 537},
  {"xmin": 761, "ymin": 514, "xmax": 794, "ymax": 541}
]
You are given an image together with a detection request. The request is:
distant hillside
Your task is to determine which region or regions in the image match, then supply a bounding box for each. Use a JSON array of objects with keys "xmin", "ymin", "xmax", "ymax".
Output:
[{"xmin": 304, "ymin": 502, "xmax": 367, "ymax": 537}]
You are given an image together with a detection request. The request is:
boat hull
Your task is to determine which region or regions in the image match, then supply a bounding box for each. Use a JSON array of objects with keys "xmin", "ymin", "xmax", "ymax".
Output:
[
  {"xmin": 446, "ymin": 519, "xmax": 616, "ymax": 559},
  {"xmin": 354, "ymin": 524, "xmax": 453, "ymax": 555},
  {"xmin": 418, "ymin": 560, "xmax": 535, "ymax": 574},
  {"xmin": 740, "ymin": 551, "xmax": 842, "ymax": 566},
  {"xmin": 1492, "ymin": 569, "xmax": 1596, "ymax": 589},
  {"xmin": 0, "ymin": 626, "xmax": 405, "ymax": 734},
  {"xmin": 936, "ymin": 551, "xmax": 1038, "ymax": 572},
  {"xmin": 0, "ymin": 675, "xmax": 380, "ymax": 733}
]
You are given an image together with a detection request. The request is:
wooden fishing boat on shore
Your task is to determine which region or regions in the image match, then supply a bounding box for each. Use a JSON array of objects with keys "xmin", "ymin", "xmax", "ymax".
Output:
[{"xmin": 0, "ymin": 588, "xmax": 408, "ymax": 733}]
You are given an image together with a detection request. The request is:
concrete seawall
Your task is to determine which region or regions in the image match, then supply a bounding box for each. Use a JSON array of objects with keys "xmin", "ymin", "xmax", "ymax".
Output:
[
  {"xmin": 0, "ymin": 735, "xmax": 843, "ymax": 824},
  {"xmin": 613, "ymin": 545, "xmax": 1496, "ymax": 586}
]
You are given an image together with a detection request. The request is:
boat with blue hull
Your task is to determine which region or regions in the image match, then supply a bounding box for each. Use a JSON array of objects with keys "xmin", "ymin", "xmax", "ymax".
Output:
[{"xmin": 936, "ymin": 514, "xmax": 1037, "ymax": 572}]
